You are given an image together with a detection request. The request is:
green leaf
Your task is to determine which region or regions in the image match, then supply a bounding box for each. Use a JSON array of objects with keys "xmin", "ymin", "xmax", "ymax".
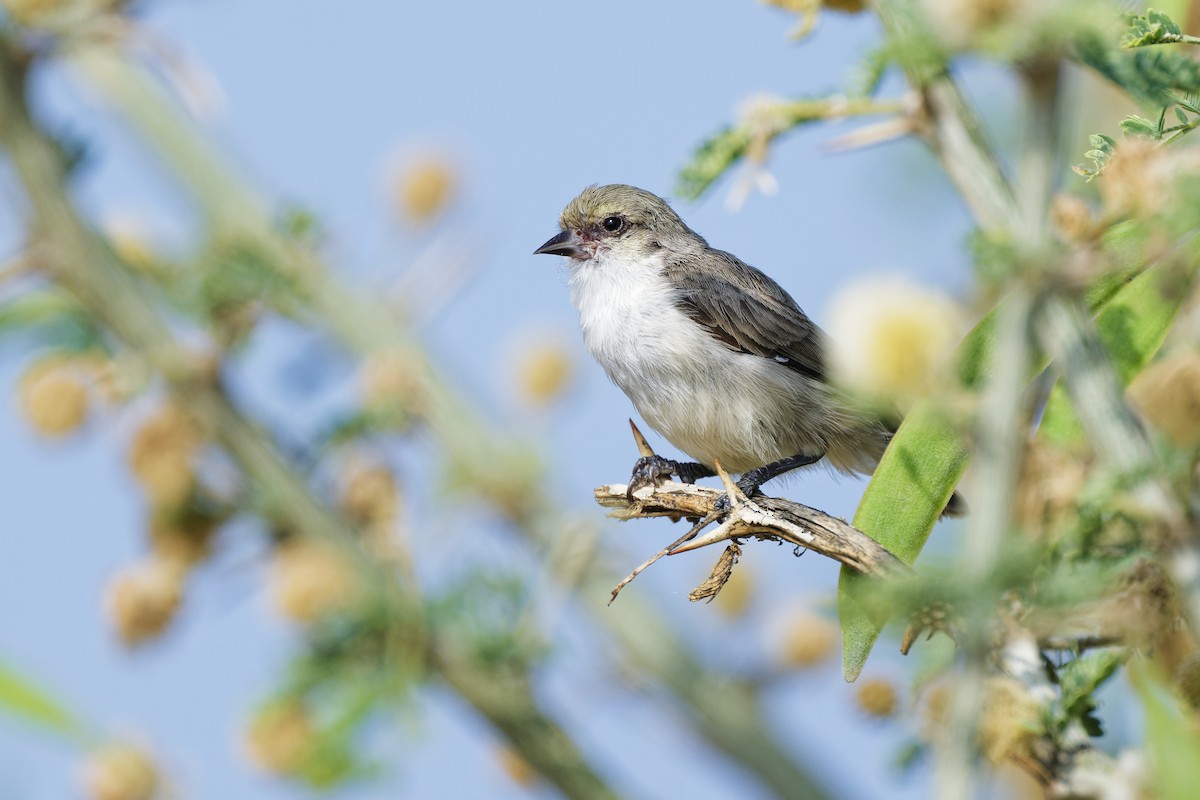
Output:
[
  {"xmin": 677, "ymin": 126, "xmax": 753, "ymax": 201},
  {"xmin": 1077, "ymin": 31, "xmax": 1200, "ymax": 107},
  {"xmin": 1131, "ymin": 661, "xmax": 1200, "ymax": 800},
  {"xmin": 0, "ymin": 661, "xmax": 85, "ymax": 740},
  {"xmin": 1121, "ymin": 114, "xmax": 1161, "ymax": 137},
  {"xmin": 838, "ymin": 392, "xmax": 971, "ymax": 683},
  {"xmin": 1040, "ymin": 253, "xmax": 1199, "ymax": 446},
  {"xmin": 1122, "ymin": 9, "xmax": 1184, "ymax": 48},
  {"xmin": 1059, "ymin": 650, "xmax": 1125, "ymax": 720}
]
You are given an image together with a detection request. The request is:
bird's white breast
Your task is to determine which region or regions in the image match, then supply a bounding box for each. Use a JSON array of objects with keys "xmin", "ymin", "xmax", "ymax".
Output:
[{"xmin": 568, "ymin": 250, "xmax": 841, "ymax": 473}]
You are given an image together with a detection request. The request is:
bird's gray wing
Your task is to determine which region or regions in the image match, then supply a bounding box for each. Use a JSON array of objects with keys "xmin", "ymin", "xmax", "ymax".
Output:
[{"xmin": 663, "ymin": 249, "xmax": 826, "ymax": 382}]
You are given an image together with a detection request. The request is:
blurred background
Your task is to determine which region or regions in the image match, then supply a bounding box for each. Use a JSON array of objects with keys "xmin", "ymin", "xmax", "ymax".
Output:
[{"xmin": 2, "ymin": 1, "xmax": 1159, "ymax": 798}]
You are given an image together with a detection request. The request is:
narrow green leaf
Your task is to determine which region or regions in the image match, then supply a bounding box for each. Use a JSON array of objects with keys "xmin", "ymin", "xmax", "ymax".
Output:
[
  {"xmin": 1175, "ymin": 106, "xmax": 1190, "ymax": 124},
  {"xmin": 0, "ymin": 661, "xmax": 85, "ymax": 740}
]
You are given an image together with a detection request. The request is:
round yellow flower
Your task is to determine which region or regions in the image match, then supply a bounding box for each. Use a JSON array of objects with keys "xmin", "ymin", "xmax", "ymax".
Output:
[
  {"xmin": 827, "ymin": 276, "xmax": 963, "ymax": 404},
  {"xmin": 244, "ymin": 701, "xmax": 316, "ymax": 776},
  {"xmin": 19, "ymin": 358, "xmax": 90, "ymax": 438},
  {"xmin": 268, "ymin": 539, "xmax": 362, "ymax": 624},
  {"xmin": 81, "ymin": 742, "xmax": 160, "ymax": 800},
  {"xmin": 104, "ymin": 558, "xmax": 185, "ymax": 646}
]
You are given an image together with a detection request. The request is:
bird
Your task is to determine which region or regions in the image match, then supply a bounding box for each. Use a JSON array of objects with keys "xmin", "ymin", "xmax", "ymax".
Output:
[{"xmin": 535, "ymin": 184, "xmax": 963, "ymax": 515}]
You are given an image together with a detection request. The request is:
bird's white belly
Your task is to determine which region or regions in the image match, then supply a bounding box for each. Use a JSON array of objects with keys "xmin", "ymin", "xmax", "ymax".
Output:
[{"xmin": 569, "ymin": 254, "xmax": 835, "ymax": 473}]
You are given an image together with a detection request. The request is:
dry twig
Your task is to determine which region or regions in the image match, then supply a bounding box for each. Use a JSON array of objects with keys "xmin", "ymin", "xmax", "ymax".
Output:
[{"xmin": 597, "ymin": 423, "xmax": 910, "ymax": 603}]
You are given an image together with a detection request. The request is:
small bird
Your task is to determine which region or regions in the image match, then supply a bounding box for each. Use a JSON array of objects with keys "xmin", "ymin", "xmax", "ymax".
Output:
[{"xmin": 535, "ymin": 184, "xmax": 963, "ymax": 514}]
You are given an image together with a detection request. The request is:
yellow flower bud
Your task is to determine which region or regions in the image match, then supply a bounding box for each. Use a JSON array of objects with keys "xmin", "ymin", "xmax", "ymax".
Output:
[
  {"xmin": 776, "ymin": 611, "xmax": 838, "ymax": 669},
  {"xmin": 495, "ymin": 745, "xmax": 538, "ymax": 787},
  {"xmin": 127, "ymin": 405, "xmax": 203, "ymax": 507},
  {"xmin": 515, "ymin": 342, "xmax": 573, "ymax": 406},
  {"xmin": 268, "ymin": 539, "xmax": 361, "ymax": 624},
  {"xmin": 360, "ymin": 350, "xmax": 425, "ymax": 414},
  {"xmin": 978, "ymin": 677, "xmax": 1040, "ymax": 766},
  {"xmin": 19, "ymin": 358, "xmax": 90, "ymax": 438},
  {"xmin": 104, "ymin": 558, "xmax": 185, "ymax": 646},
  {"xmin": 827, "ymin": 277, "xmax": 963, "ymax": 405},
  {"xmin": 1128, "ymin": 349, "xmax": 1200, "ymax": 446},
  {"xmin": 855, "ymin": 677, "xmax": 899, "ymax": 718},
  {"xmin": 1049, "ymin": 193, "xmax": 1096, "ymax": 243},
  {"xmin": 393, "ymin": 157, "xmax": 456, "ymax": 224},
  {"xmin": 243, "ymin": 701, "xmax": 316, "ymax": 776},
  {"xmin": 711, "ymin": 562, "xmax": 754, "ymax": 619},
  {"xmin": 81, "ymin": 742, "xmax": 160, "ymax": 800},
  {"xmin": 339, "ymin": 463, "xmax": 399, "ymax": 528}
]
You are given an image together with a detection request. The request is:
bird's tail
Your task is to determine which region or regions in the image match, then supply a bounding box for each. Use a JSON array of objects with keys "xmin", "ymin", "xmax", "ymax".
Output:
[{"xmin": 941, "ymin": 490, "xmax": 968, "ymax": 518}]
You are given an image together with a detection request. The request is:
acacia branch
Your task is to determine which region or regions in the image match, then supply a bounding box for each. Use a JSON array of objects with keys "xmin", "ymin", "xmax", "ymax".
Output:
[{"xmin": 595, "ymin": 480, "xmax": 910, "ymax": 602}]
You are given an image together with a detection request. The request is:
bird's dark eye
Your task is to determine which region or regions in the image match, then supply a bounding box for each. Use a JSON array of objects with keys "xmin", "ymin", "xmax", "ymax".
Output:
[{"xmin": 602, "ymin": 215, "xmax": 625, "ymax": 233}]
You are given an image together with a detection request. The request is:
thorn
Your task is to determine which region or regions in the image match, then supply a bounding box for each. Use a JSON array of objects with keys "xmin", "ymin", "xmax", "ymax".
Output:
[
  {"xmin": 824, "ymin": 116, "xmax": 915, "ymax": 154},
  {"xmin": 668, "ymin": 517, "xmax": 735, "ymax": 555},
  {"xmin": 714, "ymin": 458, "xmax": 744, "ymax": 509},
  {"xmin": 610, "ymin": 512, "xmax": 719, "ymax": 604},
  {"xmin": 629, "ymin": 418, "xmax": 655, "ymax": 458}
]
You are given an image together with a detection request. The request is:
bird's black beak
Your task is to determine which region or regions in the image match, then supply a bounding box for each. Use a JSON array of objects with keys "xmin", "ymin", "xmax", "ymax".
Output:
[{"xmin": 534, "ymin": 229, "xmax": 586, "ymax": 258}]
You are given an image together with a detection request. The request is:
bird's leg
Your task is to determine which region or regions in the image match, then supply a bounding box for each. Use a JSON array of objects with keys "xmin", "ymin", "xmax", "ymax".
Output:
[
  {"xmin": 712, "ymin": 452, "xmax": 825, "ymax": 513},
  {"xmin": 626, "ymin": 456, "xmax": 716, "ymax": 500},
  {"xmin": 736, "ymin": 452, "xmax": 825, "ymax": 496}
]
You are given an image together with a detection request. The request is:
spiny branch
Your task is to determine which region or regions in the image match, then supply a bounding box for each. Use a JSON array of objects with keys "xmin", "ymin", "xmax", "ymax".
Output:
[{"xmin": 597, "ymin": 423, "xmax": 910, "ymax": 603}]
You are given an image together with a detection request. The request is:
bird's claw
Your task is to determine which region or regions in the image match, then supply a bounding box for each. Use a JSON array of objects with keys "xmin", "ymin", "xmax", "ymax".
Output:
[
  {"xmin": 626, "ymin": 455, "xmax": 680, "ymax": 500},
  {"xmin": 712, "ymin": 477, "xmax": 760, "ymax": 515}
]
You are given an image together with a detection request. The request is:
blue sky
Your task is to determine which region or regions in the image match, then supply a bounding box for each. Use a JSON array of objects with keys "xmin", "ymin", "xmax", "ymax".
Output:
[{"xmin": 0, "ymin": 1, "xmax": 1014, "ymax": 797}]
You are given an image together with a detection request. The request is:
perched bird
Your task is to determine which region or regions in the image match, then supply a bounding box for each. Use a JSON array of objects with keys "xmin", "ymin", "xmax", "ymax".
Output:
[{"xmin": 535, "ymin": 184, "xmax": 963, "ymax": 514}]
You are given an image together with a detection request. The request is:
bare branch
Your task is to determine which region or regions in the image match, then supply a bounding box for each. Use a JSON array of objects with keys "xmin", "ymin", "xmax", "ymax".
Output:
[{"xmin": 596, "ymin": 480, "xmax": 910, "ymax": 600}]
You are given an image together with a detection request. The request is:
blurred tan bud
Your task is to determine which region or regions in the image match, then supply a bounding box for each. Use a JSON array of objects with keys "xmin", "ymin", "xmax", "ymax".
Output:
[
  {"xmin": 495, "ymin": 745, "xmax": 538, "ymax": 787},
  {"xmin": 1049, "ymin": 193, "xmax": 1096, "ymax": 243},
  {"xmin": 1096, "ymin": 139, "xmax": 1200, "ymax": 219},
  {"xmin": 339, "ymin": 463, "xmax": 399, "ymax": 528},
  {"xmin": 244, "ymin": 701, "xmax": 316, "ymax": 776},
  {"xmin": 268, "ymin": 539, "xmax": 362, "ymax": 624},
  {"xmin": 712, "ymin": 562, "xmax": 754, "ymax": 619},
  {"xmin": 978, "ymin": 677, "xmax": 1040, "ymax": 766},
  {"xmin": 515, "ymin": 341, "xmax": 573, "ymax": 406},
  {"xmin": 148, "ymin": 508, "xmax": 220, "ymax": 569},
  {"xmin": 393, "ymin": 156, "xmax": 457, "ymax": 225},
  {"xmin": 917, "ymin": 680, "xmax": 951, "ymax": 742},
  {"xmin": 776, "ymin": 612, "xmax": 838, "ymax": 669},
  {"xmin": 1128, "ymin": 349, "xmax": 1200, "ymax": 446},
  {"xmin": 361, "ymin": 350, "xmax": 425, "ymax": 413},
  {"xmin": 1014, "ymin": 440, "xmax": 1088, "ymax": 536},
  {"xmin": 827, "ymin": 277, "xmax": 963, "ymax": 404},
  {"xmin": 19, "ymin": 358, "xmax": 90, "ymax": 438},
  {"xmin": 81, "ymin": 742, "xmax": 160, "ymax": 800},
  {"xmin": 127, "ymin": 405, "xmax": 203, "ymax": 507},
  {"xmin": 855, "ymin": 677, "xmax": 899, "ymax": 719},
  {"xmin": 105, "ymin": 558, "xmax": 185, "ymax": 646},
  {"xmin": 1099, "ymin": 139, "xmax": 1162, "ymax": 217}
]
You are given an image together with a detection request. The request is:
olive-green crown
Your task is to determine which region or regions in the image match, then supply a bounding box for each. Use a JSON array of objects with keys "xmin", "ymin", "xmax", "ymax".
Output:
[{"xmin": 559, "ymin": 184, "xmax": 691, "ymax": 234}]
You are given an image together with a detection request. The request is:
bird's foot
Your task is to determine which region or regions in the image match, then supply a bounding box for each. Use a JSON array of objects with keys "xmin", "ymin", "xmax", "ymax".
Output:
[
  {"xmin": 713, "ymin": 475, "xmax": 763, "ymax": 515},
  {"xmin": 625, "ymin": 456, "xmax": 715, "ymax": 500}
]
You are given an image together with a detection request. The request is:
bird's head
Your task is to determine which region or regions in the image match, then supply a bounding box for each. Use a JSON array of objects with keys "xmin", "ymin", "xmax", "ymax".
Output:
[{"xmin": 534, "ymin": 184, "xmax": 696, "ymax": 263}]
